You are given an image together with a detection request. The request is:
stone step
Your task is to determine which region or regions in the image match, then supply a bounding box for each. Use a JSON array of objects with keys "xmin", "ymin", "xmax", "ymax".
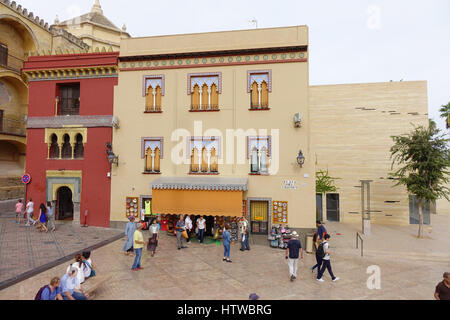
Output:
[{"xmin": 336, "ymin": 247, "xmax": 450, "ymax": 263}]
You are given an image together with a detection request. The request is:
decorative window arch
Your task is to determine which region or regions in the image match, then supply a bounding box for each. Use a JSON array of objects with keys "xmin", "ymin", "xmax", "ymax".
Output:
[
  {"xmin": 49, "ymin": 134, "xmax": 59, "ymax": 159},
  {"xmin": 248, "ymin": 70, "xmax": 272, "ymax": 110},
  {"xmin": 188, "ymin": 72, "xmax": 222, "ymax": 111},
  {"xmin": 142, "ymin": 137, "xmax": 164, "ymax": 173},
  {"xmin": 143, "ymin": 75, "xmax": 165, "ymax": 112},
  {"xmin": 188, "ymin": 136, "xmax": 221, "ymax": 174},
  {"xmin": 248, "ymin": 136, "xmax": 272, "ymax": 174},
  {"xmin": 61, "ymin": 134, "xmax": 72, "ymax": 159},
  {"xmin": 74, "ymin": 134, "xmax": 84, "ymax": 159}
]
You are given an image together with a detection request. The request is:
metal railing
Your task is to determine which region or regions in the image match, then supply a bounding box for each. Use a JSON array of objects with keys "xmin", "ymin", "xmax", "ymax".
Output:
[
  {"xmin": 250, "ymin": 103, "xmax": 269, "ymax": 110},
  {"xmin": 0, "ymin": 117, "xmax": 26, "ymax": 137},
  {"xmin": 190, "ymin": 104, "xmax": 219, "ymax": 111},
  {"xmin": 356, "ymin": 232, "xmax": 364, "ymax": 257}
]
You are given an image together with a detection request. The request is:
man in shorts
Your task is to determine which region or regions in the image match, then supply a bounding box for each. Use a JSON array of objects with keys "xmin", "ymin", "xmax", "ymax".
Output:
[{"xmin": 15, "ymin": 199, "xmax": 24, "ymax": 224}]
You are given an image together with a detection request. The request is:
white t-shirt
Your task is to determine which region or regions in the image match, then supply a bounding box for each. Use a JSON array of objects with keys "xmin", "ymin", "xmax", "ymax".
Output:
[
  {"xmin": 67, "ymin": 263, "xmax": 85, "ymax": 285},
  {"xmin": 322, "ymin": 241, "xmax": 330, "ymax": 260},
  {"xmin": 197, "ymin": 218, "xmax": 206, "ymax": 230},
  {"xmin": 185, "ymin": 217, "xmax": 193, "ymax": 229},
  {"xmin": 26, "ymin": 202, "xmax": 34, "ymax": 214},
  {"xmin": 83, "ymin": 258, "xmax": 92, "ymax": 278},
  {"xmin": 149, "ymin": 224, "xmax": 159, "ymax": 235}
]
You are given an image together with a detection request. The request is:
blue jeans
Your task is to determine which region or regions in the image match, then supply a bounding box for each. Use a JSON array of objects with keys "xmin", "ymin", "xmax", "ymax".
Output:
[
  {"xmin": 198, "ymin": 229, "xmax": 205, "ymax": 243},
  {"xmin": 132, "ymin": 248, "xmax": 143, "ymax": 269},
  {"xmin": 241, "ymin": 235, "xmax": 250, "ymax": 250},
  {"xmin": 223, "ymin": 244, "xmax": 230, "ymax": 258},
  {"xmin": 62, "ymin": 291, "xmax": 88, "ymax": 300}
]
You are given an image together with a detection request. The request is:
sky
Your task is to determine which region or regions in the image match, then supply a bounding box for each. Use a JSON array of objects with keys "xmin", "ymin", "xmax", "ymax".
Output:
[{"xmin": 16, "ymin": 0, "xmax": 450, "ymax": 134}]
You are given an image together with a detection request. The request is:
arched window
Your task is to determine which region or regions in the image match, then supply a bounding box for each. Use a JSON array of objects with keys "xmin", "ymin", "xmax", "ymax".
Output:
[
  {"xmin": 49, "ymin": 134, "xmax": 60, "ymax": 159},
  {"xmin": 261, "ymin": 81, "xmax": 269, "ymax": 109},
  {"xmin": 251, "ymin": 147, "xmax": 259, "ymax": 173},
  {"xmin": 201, "ymin": 84, "xmax": 209, "ymax": 110},
  {"xmin": 260, "ymin": 146, "xmax": 268, "ymax": 173},
  {"xmin": 210, "ymin": 147, "xmax": 218, "ymax": 173},
  {"xmin": 191, "ymin": 85, "xmax": 200, "ymax": 110},
  {"xmin": 61, "ymin": 134, "xmax": 72, "ymax": 159},
  {"xmin": 251, "ymin": 82, "xmax": 259, "ymax": 109},
  {"xmin": 191, "ymin": 147, "xmax": 199, "ymax": 172},
  {"xmin": 155, "ymin": 86, "xmax": 162, "ymax": 112},
  {"xmin": 145, "ymin": 147, "xmax": 153, "ymax": 172},
  {"xmin": 211, "ymin": 83, "xmax": 219, "ymax": 110},
  {"xmin": 154, "ymin": 147, "xmax": 161, "ymax": 173},
  {"xmin": 201, "ymin": 146, "xmax": 208, "ymax": 172},
  {"xmin": 145, "ymin": 86, "xmax": 154, "ymax": 112},
  {"xmin": 74, "ymin": 134, "xmax": 84, "ymax": 159}
]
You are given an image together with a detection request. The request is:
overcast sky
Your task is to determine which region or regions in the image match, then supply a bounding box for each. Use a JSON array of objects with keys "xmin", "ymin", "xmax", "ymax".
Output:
[{"xmin": 16, "ymin": 0, "xmax": 450, "ymax": 134}]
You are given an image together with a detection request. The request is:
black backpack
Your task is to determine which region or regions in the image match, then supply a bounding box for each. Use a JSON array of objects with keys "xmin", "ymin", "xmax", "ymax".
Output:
[
  {"xmin": 317, "ymin": 242, "xmax": 326, "ymax": 258},
  {"xmin": 34, "ymin": 285, "xmax": 50, "ymax": 300}
]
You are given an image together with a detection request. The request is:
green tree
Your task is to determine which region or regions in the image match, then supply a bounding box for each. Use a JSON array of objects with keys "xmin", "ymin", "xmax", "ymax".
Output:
[
  {"xmin": 316, "ymin": 169, "xmax": 340, "ymax": 194},
  {"xmin": 439, "ymin": 102, "xmax": 450, "ymax": 128},
  {"xmin": 390, "ymin": 120, "xmax": 450, "ymax": 238}
]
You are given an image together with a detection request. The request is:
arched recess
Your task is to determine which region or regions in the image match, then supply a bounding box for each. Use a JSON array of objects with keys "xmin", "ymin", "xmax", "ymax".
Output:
[{"xmin": 0, "ymin": 14, "xmax": 39, "ymax": 54}]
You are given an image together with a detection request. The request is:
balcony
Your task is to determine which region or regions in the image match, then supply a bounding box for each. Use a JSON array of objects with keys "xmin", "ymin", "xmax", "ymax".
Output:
[
  {"xmin": 190, "ymin": 104, "xmax": 220, "ymax": 112},
  {"xmin": 250, "ymin": 102, "xmax": 270, "ymax": 111},
  {"xmin": 0, "ymin": 117, "xmax": 26, "ymax": 137}
]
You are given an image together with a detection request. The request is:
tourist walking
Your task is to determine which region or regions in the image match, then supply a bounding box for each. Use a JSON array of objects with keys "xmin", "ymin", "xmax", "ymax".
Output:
[
  {"xmin": 60, "ymin": 267, "xmax": 89, "ymax": 300},
  {"xmin": 223, "ymin": 224, "xmax": 232, "ymax": 263},
  {"xmin": 176, "ymin": 215, "xmax": 187, "ymax": 250},
  {"xmin": 148, "ymin": 218, "xmax": 159, "ymax": 257},
  {"xmin": 185, "ymin": 214, "xmax": 193, "ymax": 243},
  {"xmin": 316, "ymin": 234, "xmax": 339, "ymax": 282},
  {"xmin": 14, "ymin": 199, "xmax": 24, "ymax": 224},
  {"xmin": 37, "ymin": 203, "xmax": 49, "ymax": 233},
  {"xmin": 25, "ymin": 198, "xmax": 35, "ymax": 227},
  {"xmin": 35, "ymin": 277, "xmax": 63, "ymax": 300},
  {"xmin": 197, "ymin": 215, "xmax": 206, "ymax": 244},
  {"xmin": 311, "ymin": 233, "xmax": 323, "ymax": 274},
  {"xmin": 434, "ymin": 272, "xmax": 450, "ymax": 300},
  {"xmin": 286, "ymin": 231, "xmax": 303, "ymax": 282},
  {"xmin": 46, "ymin": 202, "xmax": 56, "ymax": 232},
  {"xmin": 240, "ymin": 220, "xmax": 250, "ymax": 251},
  {"xmin": 316, "ymin": 220, "xmax": 327, "ymax": 240},
  {"xmin": 122, "ymin": 216, "xmax": 136, "ymax": 256},
  {"xmin": 132, "ymin": 223, "xmax": 146, "ymax": 271}
]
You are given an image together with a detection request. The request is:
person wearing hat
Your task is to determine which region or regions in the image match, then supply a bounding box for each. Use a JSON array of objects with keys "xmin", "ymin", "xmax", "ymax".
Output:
[
  {"xmin": 132, "ymin": 223, "xmax": 147, "ymax": 271},
  {"xmin": 123, "ymin": 215, "xmax": 137, "ymax": 256},
  {"xmin": 285, "ymin": 231, "xmax": 303, "ymax": 282}
]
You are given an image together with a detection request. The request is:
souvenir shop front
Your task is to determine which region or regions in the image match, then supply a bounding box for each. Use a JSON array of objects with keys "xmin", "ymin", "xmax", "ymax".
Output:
[{"xmin": 148, "ymin": 177, "xmax": 248, "ymax": 241}]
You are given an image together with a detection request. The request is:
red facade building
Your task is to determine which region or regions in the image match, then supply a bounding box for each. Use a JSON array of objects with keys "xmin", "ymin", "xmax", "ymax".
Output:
[{"xmin": 23, "ymin": 52, "xmax": 119, "ymax": 227}]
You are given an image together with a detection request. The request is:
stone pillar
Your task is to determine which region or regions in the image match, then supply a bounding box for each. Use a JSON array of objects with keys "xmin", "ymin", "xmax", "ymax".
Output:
[{"xmin": 73, "ymin": 202, "xmax": 81, "ymax": 226}]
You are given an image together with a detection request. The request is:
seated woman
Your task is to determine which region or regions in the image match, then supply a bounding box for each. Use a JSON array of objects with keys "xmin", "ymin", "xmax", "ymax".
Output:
[
  {"xmin": 39, "ymin": 277, "xmax": 63, "ymax": 300},
  {"xmin": 82, "ymin": 251, "xmax": 95, "ymax": 279},
  {"xmin": 66, "ymin": 254, "xmax": 86, "ymax": 285}
]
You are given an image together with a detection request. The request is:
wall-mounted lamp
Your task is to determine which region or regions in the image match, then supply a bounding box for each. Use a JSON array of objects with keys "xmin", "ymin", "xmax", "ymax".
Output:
[
  {"xmin": 297, "ymin": 150, "xmax": 305, "ymax": 167},
  {"xmin": 106, "ymin": 142, "xmax": 119, "ymax": 167}
]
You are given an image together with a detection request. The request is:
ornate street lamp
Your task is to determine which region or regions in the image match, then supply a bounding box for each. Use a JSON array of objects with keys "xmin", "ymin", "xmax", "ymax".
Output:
[
  {"xmin": 297, "ymin": 150, "xmax": 305, "ymax": 167},
  {"xmin": 106, "ymin": 142, "xmax": 119, "ymax": 166}
]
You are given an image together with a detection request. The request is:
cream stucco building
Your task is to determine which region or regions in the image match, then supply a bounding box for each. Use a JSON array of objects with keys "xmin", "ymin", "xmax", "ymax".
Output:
[{"xmin": 110, "ymin": 26, "xmax": 316, "ymax": 236}]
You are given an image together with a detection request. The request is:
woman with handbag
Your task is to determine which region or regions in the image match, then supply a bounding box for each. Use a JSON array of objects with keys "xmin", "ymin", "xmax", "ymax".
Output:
[{"xmin": 147, "ymin": 218, "xmax": 159, "ymax": 257}]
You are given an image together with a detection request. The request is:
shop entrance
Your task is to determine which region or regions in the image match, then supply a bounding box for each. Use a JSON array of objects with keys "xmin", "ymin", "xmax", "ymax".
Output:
[
  {"xmin": 57, "ymin": 187, "xmax": 74, "ymax": 221},
  {"xmin": 250, "ymin": 201, "xmax": 269, "ymax": 235}
]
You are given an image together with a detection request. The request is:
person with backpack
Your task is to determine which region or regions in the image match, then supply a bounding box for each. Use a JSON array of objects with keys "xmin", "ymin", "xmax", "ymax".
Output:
[
  {"xmin": 316, "ymin": 221, "xmax": 327, "ymax": 240},
  {"xmin": 82, "ymin": 251, "xmax": 96, "ymax": 279},
  {"xmin": 311, "ymin": 232, "xmax": 323, "ymax": 274},
  {"xmin": 316, "ymin": 234, "xmax": 340, "ymax": 282},
  {"xmin": 35, "ymin": 277, "xmax": 63, "ymax": 300},
  {"xmin": 285, "ymin": 231, "xmax": 303, "ymax": 282}
]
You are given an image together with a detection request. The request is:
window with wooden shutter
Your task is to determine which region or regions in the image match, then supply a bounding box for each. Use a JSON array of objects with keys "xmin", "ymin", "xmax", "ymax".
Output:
[
  {"xmin": 0, "ymin": 44, "xmax": 7, "ymax": 66},
  {"xmin": 58, "ymin": 84, "xmax": 80, "ymax": 115}
]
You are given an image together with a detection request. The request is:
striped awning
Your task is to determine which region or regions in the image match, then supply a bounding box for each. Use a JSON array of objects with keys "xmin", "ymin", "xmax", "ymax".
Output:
[{"xmin": 150, "ymin": 177, "xmax": 248, "ymax": 192}]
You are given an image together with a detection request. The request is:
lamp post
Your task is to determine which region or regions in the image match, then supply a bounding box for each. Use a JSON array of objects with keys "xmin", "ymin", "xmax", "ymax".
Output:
[{"xmin": 106, "ymin": 142, "xmax": 119, "ymax": 166}]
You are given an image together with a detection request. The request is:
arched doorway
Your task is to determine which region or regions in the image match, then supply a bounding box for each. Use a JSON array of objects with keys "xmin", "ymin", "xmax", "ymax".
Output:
[{"xmin": 57, "ymin": 187, "xmax": 74, "ymax": 221}]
